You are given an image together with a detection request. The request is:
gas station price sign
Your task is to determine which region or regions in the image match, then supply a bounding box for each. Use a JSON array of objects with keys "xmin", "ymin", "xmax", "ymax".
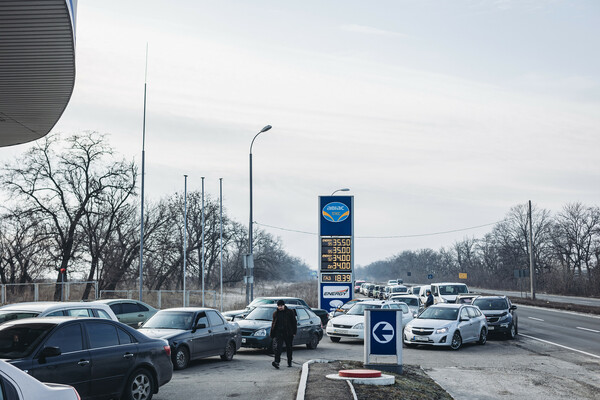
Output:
[
  {"xmin": 321, "ymin": 272, "xmax": 352, "ymax": 283},
  {"xmin": 320, "ymin": 237, "xmax": 352, "ymax": 271}
]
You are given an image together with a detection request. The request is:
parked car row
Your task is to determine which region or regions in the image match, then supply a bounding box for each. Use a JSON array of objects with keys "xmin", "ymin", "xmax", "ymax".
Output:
[{"xmin": 357, "ymin": 282, "xmax": 410, "ymax": 300}]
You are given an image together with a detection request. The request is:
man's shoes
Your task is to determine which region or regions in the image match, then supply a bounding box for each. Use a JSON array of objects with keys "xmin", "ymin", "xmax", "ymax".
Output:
[
  {"xmin": 287, "ymin": 361, "xmax": 292, "ymax": 367},
  {"xmin": 272, "ymin": 361, "xmax": 280, "ymax": 369}
]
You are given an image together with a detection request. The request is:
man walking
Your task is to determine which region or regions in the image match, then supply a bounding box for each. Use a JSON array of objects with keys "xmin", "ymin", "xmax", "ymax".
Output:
[
  {"xmin": 270, "ymin": 299, "xmax": 297, "ymax": 368},
  {"xmin": 425, "ymin": 289, "xmax": 434, "ymax": 308}
]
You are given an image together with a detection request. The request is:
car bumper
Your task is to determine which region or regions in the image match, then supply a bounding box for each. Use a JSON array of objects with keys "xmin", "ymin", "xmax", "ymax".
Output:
[
  {"xmin": 402, "ymin": 328, "xmax": 454, "ymax": 346},
  {"xmin": 486, "ymin": 321, "xmax": 512, "ymax": 333},
  {"xmin": 240, "ymin": 335, "xmax": 271, "ymax": 349},
  {"xmin": 326, "ymin": 326, "xmax": 363, "ymax": 340}
]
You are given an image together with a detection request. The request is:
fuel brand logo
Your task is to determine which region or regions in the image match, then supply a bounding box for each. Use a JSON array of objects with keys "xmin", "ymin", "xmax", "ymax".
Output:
[
  {"xmin": 322, "ymin": 202, "xmax": 350, "ymax": 223},
  {"xmin": 323, "ymin": 286, "xmax": 350, "ymax": 298}
]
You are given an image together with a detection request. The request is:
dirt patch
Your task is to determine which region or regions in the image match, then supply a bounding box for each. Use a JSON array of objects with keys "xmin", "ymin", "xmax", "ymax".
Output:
[{"xmin": 306, "ymin": 360, "xmax": 452, "ymax": 400}]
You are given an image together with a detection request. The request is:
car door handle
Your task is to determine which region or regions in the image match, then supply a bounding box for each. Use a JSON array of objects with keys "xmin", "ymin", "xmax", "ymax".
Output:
[
  {"xmin": 78, "ymin": 360, "xmax": 90, "ymax": 366},
  {"xmin": 138, "ymin": 314, "xmax": 144, "ymax": 317},
  {"xmin": 123, "ymin": 353, "xmax": 134, "ymax": 359}
]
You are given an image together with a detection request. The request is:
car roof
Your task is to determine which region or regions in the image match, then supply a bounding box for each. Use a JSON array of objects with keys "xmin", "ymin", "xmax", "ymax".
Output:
[
  {"xmin": 472, "ymin": 295, "xmax": 506, "ymax": 300},
  {"xmin": 431, "ymin": 282, "xmax": 467, "ymax": 286},
  {"xmin": 158, "ymin": 307, "xmax": 218, "ymax": 313},
  {"xmin": 357, "ymin": 300, "xmax": 387, "ymax": 305},
  {"xmin": 253, "ymin": 304, "xmax": 304, "ymax": 309},
  {"xmin": 429, "ymin": 303, "xmax": 468, "ymax": 309},
  {"xmin": 0, "ymin": 301, "xmax": 109, "ymax": 312},
  {"xmin": 254, "ymin": 296, "xmax": 303, "ymax": 300},
  {"xmin": 0, "ymin": 316, "xmax": 109, "ymax": 326},
  {"xmin": 390, "ymin": 294, "xmax": 418, "ymax": 298}
]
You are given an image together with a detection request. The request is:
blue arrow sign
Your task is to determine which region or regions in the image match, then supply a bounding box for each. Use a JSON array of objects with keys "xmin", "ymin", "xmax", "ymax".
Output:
[{"xmin": 373, "ymin": 322, "xmax": 394, "ymax": 343}]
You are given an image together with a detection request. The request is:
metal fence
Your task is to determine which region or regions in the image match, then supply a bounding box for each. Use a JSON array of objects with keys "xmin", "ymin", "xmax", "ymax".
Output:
[
  {"xmin": 99, "ymin": 289, "xmax": 218, "ymax": 309},
  {"xmin": 1, "ymin": 281, "xmax": 99, "ymax": 305}
]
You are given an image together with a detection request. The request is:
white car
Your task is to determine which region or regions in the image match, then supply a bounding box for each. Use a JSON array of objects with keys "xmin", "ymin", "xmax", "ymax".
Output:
[
  {"xmin": 326, "ymin": 300, "xmax": 412, "ymax": 342},
  {"xmin": 389, "ymin": 294, "xmax": 422, "ymax": 317},
  {"xmin": 403, "ymin": 304, "xmax": 488, "ymax": 350},
  {"xmin": 0, "ymin": 301, "xmax": 118, "ymax": 323},
  {"xmin": 0, "ymin": 359, "xmax": 80, "ymax": 399}
]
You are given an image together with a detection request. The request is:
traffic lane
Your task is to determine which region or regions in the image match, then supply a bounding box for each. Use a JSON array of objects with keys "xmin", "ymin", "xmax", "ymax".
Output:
[
  {"xmin": 473, "ymin": 287, "xmax": 600, "ymax": 307},
  {"xmin": 153, "ymin": 338, "xmax": 365, "ymax": 400},
  {"xmin": 517, "ymin": 305, "xmax": 600, "ymax": 357}
]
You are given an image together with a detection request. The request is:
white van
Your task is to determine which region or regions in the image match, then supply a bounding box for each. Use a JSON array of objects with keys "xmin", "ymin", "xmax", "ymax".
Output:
[{"xmin": 430, "ymin": 282, "xmax": 469, "ymax": 304}]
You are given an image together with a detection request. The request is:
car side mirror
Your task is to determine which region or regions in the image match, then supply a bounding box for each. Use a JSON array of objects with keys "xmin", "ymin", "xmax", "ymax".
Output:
[
  {"xmin": 510, "ymin": 305, "xmax": 517, "ymax": 311},
  {"xmin": 196, "ymin": 323, "xmax": 207, "ymax": 329},
  {"xmin": 460, "ymin": 316, "xmax": 470, "ymax": 322},
  {"xmin": 39, "ymin": 346, "xmax": 61, "ymax": 363}
]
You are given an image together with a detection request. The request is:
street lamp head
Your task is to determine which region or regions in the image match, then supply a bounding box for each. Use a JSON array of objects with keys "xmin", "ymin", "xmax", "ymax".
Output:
[
  {"xmin": 331, "ymin": 188, "xmax": 350, "ymax": 196},
  {"xmin": 260, "ymin": 125, "xmax": 272, "ymax": 133}
]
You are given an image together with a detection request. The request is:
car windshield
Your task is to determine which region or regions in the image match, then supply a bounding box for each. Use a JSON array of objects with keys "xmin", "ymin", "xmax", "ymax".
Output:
[
  {"xmin": 473, "ymin": 298, "xmax": 508, "ymax": 310},
  {"xmin": 383, "ymin": 304, "xmax": 409, "ymax": 313},
  {"xmin": 418, "ymin": 307, "xmax": 459, "ymax": 320},
  {"xmin": 0, "ymin": 324, "xmax": 54, "ymax": 359},
  {"xmin": 245, "ymin": 307, "xmax": 275, "ymax": 321},
  {"xmin": 392, "ymin": 287, "xmax": 408, "ymax": 293},
  {"xmin": 347, "ymin": 303, "xmax": 381, "ymax": 316},
  {"xmin": 392, "ymin": 298, "xmax": 419, "ymax": 307},
  {"xmin": 438, "ymin": 285, "xmax": 468, "ymax": 295},
  {"xmin": 0, "ymin": 311, "xmax": 40, "ymax": 323},
  {"xmin": 143, "ymin": 312, "xmax": 194, "ymax": 330}
]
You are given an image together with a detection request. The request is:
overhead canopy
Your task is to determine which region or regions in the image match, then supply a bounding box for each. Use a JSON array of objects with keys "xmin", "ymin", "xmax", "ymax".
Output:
[{"xmin": 0, "ymin": 0, "xmax": 77, "ymax": 147}]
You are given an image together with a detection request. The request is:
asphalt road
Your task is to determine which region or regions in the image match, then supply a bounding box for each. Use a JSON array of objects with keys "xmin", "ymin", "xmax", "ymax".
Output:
[{"xmin": 473, "ymin": 287, "xmax": 600, "ymax": 307}]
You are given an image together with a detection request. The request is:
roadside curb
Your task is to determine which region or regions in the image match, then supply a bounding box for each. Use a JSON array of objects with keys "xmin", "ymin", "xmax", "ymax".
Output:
[{"xmin": 296, "ymin": 359, "xmax": 334, "ymax": 400}]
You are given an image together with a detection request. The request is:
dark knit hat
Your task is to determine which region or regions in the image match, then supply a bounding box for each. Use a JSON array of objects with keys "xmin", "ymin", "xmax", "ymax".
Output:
[{"xmin": 276, "ymin": 300, "xmax": 285, "ymax": 306}]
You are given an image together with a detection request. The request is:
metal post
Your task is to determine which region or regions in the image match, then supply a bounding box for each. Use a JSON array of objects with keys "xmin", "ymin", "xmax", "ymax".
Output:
[
  {"xmin": 219, "ymin": 178, "xmax": 223, "ymax": 312},
  {"xmin": 201, "ymin": 177, "xmax": 205, "ymax": 307},
  {"xmin": 183, "ymin": 175, "xmax": 188, "ymax": 307},
  {"xmin": 528, "ymin": 200, "xmax": 536, "ymax": 300},
  {"xmin": 139, "ymin": 44, "xmax": 148, "ymax": 302}
]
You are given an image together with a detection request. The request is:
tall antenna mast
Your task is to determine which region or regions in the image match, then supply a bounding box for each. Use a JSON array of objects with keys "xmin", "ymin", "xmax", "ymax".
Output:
[{"xmin": 139, "ymin": 44, "xmax": 148, "ymax": 302}]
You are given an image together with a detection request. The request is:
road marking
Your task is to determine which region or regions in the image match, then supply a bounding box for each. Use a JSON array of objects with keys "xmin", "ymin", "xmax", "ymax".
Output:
[
  {"xmin": 520, "ymin": 334, "xmax": 600, "ymax": 359},
  {"xmin": 577, "ymin": 327, "xmax": 600, "ymax": 333},
  {"xmin": 528, "ymin": 317, "xmax": 544, "ymax": 322}
]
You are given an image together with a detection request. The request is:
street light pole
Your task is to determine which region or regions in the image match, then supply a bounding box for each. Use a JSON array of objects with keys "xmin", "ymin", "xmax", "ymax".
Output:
[
  {"xmin": 183, "ymin": 175, "xmax": 188, "ymax": 307},
  {"xmin": 331, "ymin": 188, "xmax": 350, "ymax": 196},
  {"xmin": 249, "ymin": 125, "xmax": 272, "ymax": 303}
]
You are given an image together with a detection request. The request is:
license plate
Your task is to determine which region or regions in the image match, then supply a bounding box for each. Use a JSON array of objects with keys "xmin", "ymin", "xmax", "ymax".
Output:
[
  {"xmin": 488, "ymin": 326, "xmax": 494, "ymax": 330},
  {"xmin": 334, "ymin": 329, "xmax": 348, "ymax": 334},
  {"xmin": 414, "ymin": 336, "xmax": 429, "ymax": 342},
  {"xmin": 242, "ymin": 338, "xmax": 246, "ymax": 343}
]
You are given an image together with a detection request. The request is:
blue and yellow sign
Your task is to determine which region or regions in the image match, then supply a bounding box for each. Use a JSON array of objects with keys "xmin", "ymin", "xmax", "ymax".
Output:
[{"xmin": 319, "ymin": 196, "xmax": 352, "ymax": 236}]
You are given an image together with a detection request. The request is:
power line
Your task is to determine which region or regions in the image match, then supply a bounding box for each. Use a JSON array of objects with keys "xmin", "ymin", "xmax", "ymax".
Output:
[{"xmin": 255, "ymin": 219, "xmax": 511, "ymax": 239}]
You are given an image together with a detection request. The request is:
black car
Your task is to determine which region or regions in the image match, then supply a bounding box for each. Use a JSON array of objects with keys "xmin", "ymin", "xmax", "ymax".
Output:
[
  {"xmin": 472, "ymin": 296, "xmax": 518, "ymax": 339},
  {"xmin": 222, "ymin": 296, "xmax": 310, "ymax": 322},
  {"xmin": 237, "ymin": 304, "xmax": 323, "ymax": 352},
  {"xmin": 139, "ymin": 307, "xmax": 242, "ymax": 370},
  {"xmin": 0, "ymin": 317, "xmax": 173, "ymax": 400}
]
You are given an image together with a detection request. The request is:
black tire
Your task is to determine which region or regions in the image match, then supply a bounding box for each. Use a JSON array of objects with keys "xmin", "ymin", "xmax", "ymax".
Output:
[
  {"xmin": 450, "ymin": 331, "xmax": 462, "ymax": 350},
  {"xmin": 329, "ymin": 336, "xmax": 341, "ymax": 343},
  {"xmin": 173, "ymin": 346, "xmax": 190, "ymax": 370},
  {"xmin": 306, "ymin": 333, "xmax": 319, "ymax": 349},
  {"xmin": 220, "ymin": 341, "xmax": 236, "ymax": 361},
  {"xmin": 478, "ymin": 328, "xmax": 487, "ymax": 345},
  {"xmin": 122, "ymin": 368, "xmax": 154, "ymax": 400},
  {"xmin": 507, "ymin": 323, "xmax": 516, "ymax": 339}
]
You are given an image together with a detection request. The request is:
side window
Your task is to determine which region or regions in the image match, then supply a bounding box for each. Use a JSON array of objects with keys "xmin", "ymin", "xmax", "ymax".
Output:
[
  {"xmin": 44, "ymin": 324, "xmax": 84, "ymax": 353},
  {"xmin": 466, "ymin": 307, "xmax": 478, "ymax": 318},
  {"xmin": 87, "ymin": 323, "xmax": 119, "ymax": 348},
  {"xmin": 0, "ymin": 376, "xmax": 19, "ymax": 400},
  {"xmin": 195, "ymin": 313, "xmax": 209, "ymax": 328},
  {"xmin": 117, "ymin": 327, "xmax": 134, "ymax": 344},
  {"xmin": 67, "ymin": 308, "xmax": 93, "ymax": 317},
  {"xmin": 121, "ymin": 303, "xmax": 141, "ymax": 314},
  {"xmin": 46, "ymin": 311, "xmax": 65, "ymax": 317},
  {"xmin": 207, "ymin": 311, "xmax": 224, "ymax": 327},
  {"xmin": 94, "ymin": 309, "xmax": 113, "ymax": 320},
  {"xmin": 109, "ymin": 304, "xmax": 122, "ymax": 315},
  {"xmin": 295, "ymin": 308, "xmax": 310, "ymax": 320},
  {"xmin": 460, "ymin": 308, "xmax": 470, "ymax": 320}
]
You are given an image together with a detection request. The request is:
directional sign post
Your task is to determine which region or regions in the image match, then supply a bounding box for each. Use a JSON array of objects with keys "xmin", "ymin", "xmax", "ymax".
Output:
[{"xmin": 364, "ymin": 308, "xmax": 402, "ymax": 373}]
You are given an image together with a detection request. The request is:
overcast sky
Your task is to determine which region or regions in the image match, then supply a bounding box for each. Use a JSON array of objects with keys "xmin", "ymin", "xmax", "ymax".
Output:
[{"xmin": 3, "ymin": 0, "xmax": 599, "ymax": 268}]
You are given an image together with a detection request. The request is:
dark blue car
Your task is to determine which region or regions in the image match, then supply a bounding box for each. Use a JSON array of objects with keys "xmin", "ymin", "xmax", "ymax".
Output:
[{"xmin": 0, "ymin": 317, "xmax": 173, "ymax": 400}]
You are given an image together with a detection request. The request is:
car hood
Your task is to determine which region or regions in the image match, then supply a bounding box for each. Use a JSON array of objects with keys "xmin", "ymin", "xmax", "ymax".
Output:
[
  {"xmin": 237, "ymin": 319, "xmax": 271, "ymax": 330},
  {"xmin": 440, "ymin": 295, "xmax": 458, "ymax": 302},
  {"xmin": 139, "ymin": 328, "xmax": 187, "ymax": 340},
  {"xmin": 407, "ymin": 319, "xmax": 456, "ymax": 329},
  {"xmin": 482, "ymin": 311, "xmax": 509, "ymax": 317},
  {"xmin": 330, "ymin": 314, "xmax": 364, "ymax": 325}
]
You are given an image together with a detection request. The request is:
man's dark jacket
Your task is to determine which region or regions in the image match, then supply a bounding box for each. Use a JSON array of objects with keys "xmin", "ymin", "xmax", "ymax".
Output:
[{"xmin": 270, "ymin": 307, "xmax": 297, "ymax": 338}]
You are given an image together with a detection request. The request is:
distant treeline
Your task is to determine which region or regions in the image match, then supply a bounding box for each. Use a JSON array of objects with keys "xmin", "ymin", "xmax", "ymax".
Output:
[
  {"xmin": 358, "ymin": 202, "xmax": 600, "ymax": 297},
  {"xmin": 0, "ymin": 132, "xmax": 312, "ymax": 300}
]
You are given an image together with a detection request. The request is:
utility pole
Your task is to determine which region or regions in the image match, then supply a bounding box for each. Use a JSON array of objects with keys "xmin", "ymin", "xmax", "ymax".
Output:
[{"xmin": 528, "ymin": 200, "xmax": 536, "ymax": 300}]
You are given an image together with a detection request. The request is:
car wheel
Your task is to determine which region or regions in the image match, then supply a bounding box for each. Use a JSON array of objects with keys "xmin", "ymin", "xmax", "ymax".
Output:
[
  {"xmin": 173, "ymin": 346, "xmax": 190, "ymax": 370},
  {"xmin": 507, "ymin": 323, "xmax": 516, "ymax": 339},
  {"xmin": 123, "ymin": 368, "xmax": 154, "ymax": 400},
  {"xmin": 306, "ymin": 333, "xmax": 319, "ymax": 349},
  {"xmin": 478, "ymin": 328, "xmax": 487, "ymax": 345},
  {"xmin": 220, "ymin": 341, "xmax": 236, "ymax": 361},
  {"xmin": 450, "ymin": 331, "xmax": 462, "ymax": 350},
  {"xmin": 329, "ymin": 336, "xmax": 341, "ymax": 343}
]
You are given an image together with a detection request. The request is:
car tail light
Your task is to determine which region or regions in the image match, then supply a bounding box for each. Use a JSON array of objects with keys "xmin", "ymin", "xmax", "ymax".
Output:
[{"xmin": 164, "ymin": 345, "xmax": 171, "ymax": 356}]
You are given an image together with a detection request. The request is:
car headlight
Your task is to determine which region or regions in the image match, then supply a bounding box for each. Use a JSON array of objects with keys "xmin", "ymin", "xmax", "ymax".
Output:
[
  {"xmin": 326, "ymin": 320, "xmax": 332, "ymax": 327},
  {"xmin": 253, "ymin": 329, "xmax": 267, "ymax": 337},
  {"xmin": 353, "ymin": 323, "xmax": 364, "ymax": 330},
  {"xmin": 435, "ymin": 327, "xmax": 449, "ymax": 334},
  {"xmin": 499, "ymin": 314, "xmax": 511, "ymax": 322}
]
